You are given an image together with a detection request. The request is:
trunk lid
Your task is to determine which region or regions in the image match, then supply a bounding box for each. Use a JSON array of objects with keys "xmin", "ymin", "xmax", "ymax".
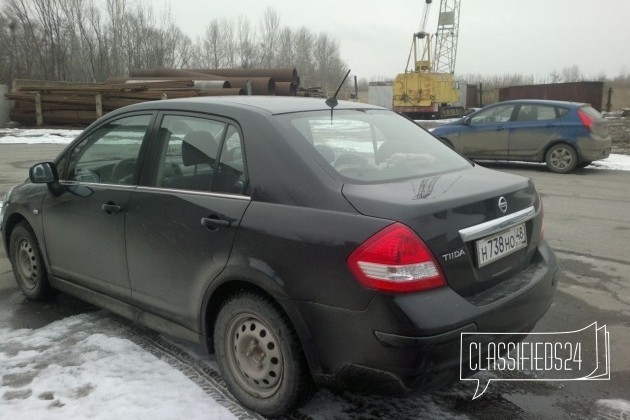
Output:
[
  {"xmin": 579, "ymin": 105, "xmax": 610, "ymax": 139},
  {"xmin": 342, "ymin": 165, "xmax": 543, "ymax": 298}
]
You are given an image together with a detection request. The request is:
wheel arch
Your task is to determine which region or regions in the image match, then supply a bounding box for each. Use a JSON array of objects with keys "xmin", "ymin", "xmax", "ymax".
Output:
[
  {"xmin": 438, "ymin": 136, "xmax": 454, "ymax": 149},
  {"xmin": 200, "ymin": 276, "xmax": 322, "ymax": 377},
  {"xmin": 2, "ymin": 212, "xmax": 29, "ymax": 256}
]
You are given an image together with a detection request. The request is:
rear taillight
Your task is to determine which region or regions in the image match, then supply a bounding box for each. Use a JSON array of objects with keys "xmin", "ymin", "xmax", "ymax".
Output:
[
  {"xmin": 577, "ymin": 109, "xmax": 594, "ymax": 132},
  {"xmin": 347, "ymin": 223, "xmax": 446, "ymax": 293}
]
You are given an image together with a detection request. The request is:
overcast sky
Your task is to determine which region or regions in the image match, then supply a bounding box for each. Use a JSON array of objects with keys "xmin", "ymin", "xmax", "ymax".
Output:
[{"xmin": 161, "ymin": 0, "xmax": 628, "ymax": 81}]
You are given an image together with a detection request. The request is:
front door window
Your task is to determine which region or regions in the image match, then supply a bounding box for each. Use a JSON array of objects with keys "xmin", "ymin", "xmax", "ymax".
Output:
[
  {"xmin": 470, "ymin": 104, "xmax": 516, "ymax": 125},
  {"xmin": 65, "ymin": 114, "xmax": 152, "ymax": 185}
]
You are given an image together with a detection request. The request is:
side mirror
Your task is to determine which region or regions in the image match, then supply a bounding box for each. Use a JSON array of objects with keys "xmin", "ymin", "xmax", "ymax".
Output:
[
  {"xmin": 29, "ymin": 162, "xmax": 59, "ymax": 184},
  {"xmin": 463, "ymin": 117, "xmax": 472, "ymax": 126}
]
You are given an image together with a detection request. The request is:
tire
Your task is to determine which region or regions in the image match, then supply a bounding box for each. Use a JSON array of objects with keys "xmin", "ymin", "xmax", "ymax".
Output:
[
  {"xmin": 545, "ymin": 143, "xmax": 578, "ymax": 173},
  {"xmin": 214, "ymin": 292, "xmax": 312, "ymax": 416},
  {"xmin": 9, "ymin": 222, "xmax": 54, "ymax": 301}
]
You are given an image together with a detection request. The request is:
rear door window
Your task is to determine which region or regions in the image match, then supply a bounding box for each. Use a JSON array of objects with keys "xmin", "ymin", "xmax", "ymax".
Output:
[
  {"xmin": 215, "ymin": 125, "xmax": 247, "ymax": 194},
  {"xmin": 155, "ymin": 115, "xmax": 226, "ymax": 192},
  {"xmin": 515, "ymin": 105, "xmax": 559, "ymax": 121},
  {"xmin": 152, "ymin": 115, "xmax": 247, "ymax": 195}
]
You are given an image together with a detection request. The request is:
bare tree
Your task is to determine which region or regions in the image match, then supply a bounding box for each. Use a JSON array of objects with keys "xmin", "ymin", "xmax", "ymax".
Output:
[
  {"xmin": 292, "ymin": 27, "xmax": 314, "ymax": 83},
  {"xmin": 4, "ymin": 0, "xmax": 48, "ymax": 78},
  {"xmin": 312, "ymin": 33, "xmax": 345, "ymax": 90},
  {"xmin": 0, "ymin": 1, "xmax": 348, "ymax": 90},
  {"xmin": 221, "ymin": 19, "xmax": 236, "ymax": 68},
  {"xmin": 560, "ymin": 65, "xmax": 582, "ymax": 83},
  {"xmin": 202, "ymin": 20, "xmax": 225, "ymax": 68},
  {"xmin": 105, "ymin": 0, "xmax": 127, "ymax": 77},
  {"xmin": 258, "ymin": 8, "xmax": 280, "ymax": 67},
  {"xmin": 236, "ymin": 15, "xmax": 256, "ymax": 68},
  {"xmin": 274, "ymin": 27, "xmax": 293, "ymax": 67}
]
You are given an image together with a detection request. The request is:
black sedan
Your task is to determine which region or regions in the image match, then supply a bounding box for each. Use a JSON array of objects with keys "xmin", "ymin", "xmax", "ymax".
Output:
[{"xmin": 0, "ymin": 97, "xmax": 558, "ymax": 416}]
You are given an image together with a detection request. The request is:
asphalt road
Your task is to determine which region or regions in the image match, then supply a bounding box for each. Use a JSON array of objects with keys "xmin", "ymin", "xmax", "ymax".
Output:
[{"xmin": 1, "ymin": 144, "xmax": 629, "ymax": 419}]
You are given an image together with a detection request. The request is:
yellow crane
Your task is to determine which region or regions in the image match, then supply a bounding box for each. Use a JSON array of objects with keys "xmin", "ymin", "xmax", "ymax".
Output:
[{"xmin": 393, "ymin": 0, "xmax": 463, "ymax": 119}]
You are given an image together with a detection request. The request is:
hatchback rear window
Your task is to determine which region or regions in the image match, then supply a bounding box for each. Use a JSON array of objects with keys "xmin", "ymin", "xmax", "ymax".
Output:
[
  {"xmin": 278, "ymin": 110, "xmax": 471, "ymax": 182},
  {"xmin": 579, "ymin": 106, "xmax": 603, "ymax": 120}
]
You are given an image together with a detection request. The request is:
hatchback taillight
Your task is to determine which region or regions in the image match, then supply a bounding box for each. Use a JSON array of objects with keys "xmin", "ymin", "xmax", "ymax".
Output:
[
  {"xmin": 577, "ymin": 108, "xmax": 594, "ymax": 132},
  {"xmin": 347, "ymin": 223, "xmax": 446, "ymax": 293}
]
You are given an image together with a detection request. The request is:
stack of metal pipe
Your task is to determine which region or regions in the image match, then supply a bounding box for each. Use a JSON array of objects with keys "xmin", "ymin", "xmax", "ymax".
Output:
[{"xmin": 6, "ymin": 67, "xmax": 301, "ymax": 126}]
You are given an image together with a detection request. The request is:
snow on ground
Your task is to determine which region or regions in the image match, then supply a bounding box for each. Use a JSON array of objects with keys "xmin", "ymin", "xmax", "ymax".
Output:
[
  {"xmin": 0, "ymin": 312, "xmax": 235, "ymax": 420},
  {"xmin": 589, "ymin": 153, "xmax": 630, "ymax": 170},
  {"xmin": 0, "ymin": 128, "xmax": 81, "ymax": 144},
  {"xmin": 1, "ymin": 127, "xmax": 629, "ymax": 172},
  {"xmin": 0, "ymin": 308, "xmax": 468, "ymax": 420},
  {"xmin": 596, "ymin": 399, "xmax": 630, "ymax": 416}
]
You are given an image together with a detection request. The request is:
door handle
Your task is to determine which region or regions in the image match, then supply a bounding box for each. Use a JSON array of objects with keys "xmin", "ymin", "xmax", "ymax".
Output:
[
  {"xmin": 101, "ymin": 202, "xmax": 122, "ymax": 214},
  {"xmin": 201, "ymin": 216, "xmax": 231, "ymax": 230}
]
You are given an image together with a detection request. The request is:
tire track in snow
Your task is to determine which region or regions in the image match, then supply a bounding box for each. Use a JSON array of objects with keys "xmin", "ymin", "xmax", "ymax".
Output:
[{"xmin": 126, "ymin": 324, "xmax": 313, "ymax": 420}]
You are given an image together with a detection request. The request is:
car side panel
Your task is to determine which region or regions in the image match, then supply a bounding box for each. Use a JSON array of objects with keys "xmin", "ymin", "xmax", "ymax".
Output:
[
  {"xmin": 455, "ymin": 123, "xmax": 510, "ymax": 159},
  {"xmin": 230, "ymin": 201, "xmax": 388, "ymax": 311},
  {"xmin": 507, "ymin": 120, "xmax": 565, "ymax": 161},
  {"xmin": 42, "ymin": 183, "xmax": 133, "ymax": 301},
  {"xmin": 125, "ymin": 188, "xmax": 250, "ymax": 331}
]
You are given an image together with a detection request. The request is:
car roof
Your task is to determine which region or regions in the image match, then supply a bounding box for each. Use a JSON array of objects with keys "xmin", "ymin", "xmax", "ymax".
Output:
[
  {"xmin": 496, "ymin": 99, "xmax": 587, "ymax": 108},
  {"xmin": 115, "ymin": 95, "xmax": 384, "ymax": 115}
]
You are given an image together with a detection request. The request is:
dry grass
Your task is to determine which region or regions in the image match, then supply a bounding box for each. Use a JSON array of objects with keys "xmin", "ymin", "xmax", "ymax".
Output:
[{"xmin": 607, "ymin": 116, "xmax": 630, "ymax": 154}]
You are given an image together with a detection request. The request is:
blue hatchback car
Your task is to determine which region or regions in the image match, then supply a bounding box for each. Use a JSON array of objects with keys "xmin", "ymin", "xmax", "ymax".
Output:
[{"xmin": 430, "ymin": 99, "xmax": 612, "ymax": 173}]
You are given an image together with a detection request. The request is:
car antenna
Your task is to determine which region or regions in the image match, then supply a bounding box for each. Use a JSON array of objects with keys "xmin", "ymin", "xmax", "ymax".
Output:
[{"xmin": 325, "ymin": 69, "xmax": 351, "ymax": 123}]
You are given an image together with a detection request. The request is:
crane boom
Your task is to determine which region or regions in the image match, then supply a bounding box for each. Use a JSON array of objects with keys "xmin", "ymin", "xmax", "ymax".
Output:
[
  {"xmin": 418, "ymin": 0, "xmax": 433, "ymax": 35},
  {"xmin": 433, "ymin": 0, "xmax": 461, "ymax": 74},
  {"xmin": 392, "ymin": 0, "xmax": 463, "ymax": 119}
]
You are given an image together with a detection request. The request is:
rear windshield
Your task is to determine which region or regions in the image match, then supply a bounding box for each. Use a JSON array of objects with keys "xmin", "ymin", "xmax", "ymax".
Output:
[{"xmin": 277, "ymin": 109, "xmax": 471, "ymax": 182}]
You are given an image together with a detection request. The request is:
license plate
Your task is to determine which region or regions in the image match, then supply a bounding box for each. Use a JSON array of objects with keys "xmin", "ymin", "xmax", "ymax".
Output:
[{"xmin": 475, "ymin": 223, "xmax": 527, "ymax": 268}]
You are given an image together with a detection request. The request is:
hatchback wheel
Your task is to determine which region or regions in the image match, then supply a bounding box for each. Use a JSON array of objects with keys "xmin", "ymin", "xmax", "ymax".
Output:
[
  {"xmin": 545, "ymin": 144, "xmax": 578, "ymax": 173},
  {"xmin": 214, "ymin": 292, "xmax": 312, "ymax": 416},
  {"xmin": 9, "ymin": 222, "xmax": 54, "ymax": 301}
]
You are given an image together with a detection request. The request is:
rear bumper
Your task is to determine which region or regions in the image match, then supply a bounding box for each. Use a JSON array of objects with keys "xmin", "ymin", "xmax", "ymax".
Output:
[
  {"xmin": 580, "ymin": 146, "xmax": 611, "ymax": 162},
  {"xmin": 294, "ymin": 241, "xmax": 558, "ymax": 393},
  {"xmin": 578, "ymin": 135, "xmax": 612, "ymax": 162}
]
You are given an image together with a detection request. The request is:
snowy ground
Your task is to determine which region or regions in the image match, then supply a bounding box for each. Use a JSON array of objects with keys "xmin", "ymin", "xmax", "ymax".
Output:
[
  {"xmin": 0, "ymin": 128, "xmax": 81, "ymax": 145},
  {"xmin": 0, "ymin": 312, "xmax": 236, "ymax": 420},
  {"xmin": 1, "ymin": 127, "xmax": 629, "ymax": 171}
]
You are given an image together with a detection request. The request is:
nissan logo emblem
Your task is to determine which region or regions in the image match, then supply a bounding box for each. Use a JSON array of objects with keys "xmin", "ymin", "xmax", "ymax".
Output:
[{"xmin": 498, "ymin": 196, "xmax": 508, "ymax": 213}]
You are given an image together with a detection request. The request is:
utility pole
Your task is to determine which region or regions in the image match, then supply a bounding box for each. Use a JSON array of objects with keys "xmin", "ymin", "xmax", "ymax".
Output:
[{"xmin": 606, "ymin": 87, "xmax": 613, "ymax": 113}]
